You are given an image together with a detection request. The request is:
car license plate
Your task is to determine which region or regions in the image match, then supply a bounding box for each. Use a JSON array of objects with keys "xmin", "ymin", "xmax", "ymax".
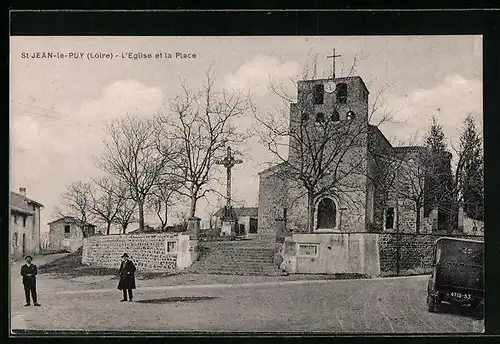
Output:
[{"xmin": 450, "ymin": 292, "xmax": 472, "ymax": 299}]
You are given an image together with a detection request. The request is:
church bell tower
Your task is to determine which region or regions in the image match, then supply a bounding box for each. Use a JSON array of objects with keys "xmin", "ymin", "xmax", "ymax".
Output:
[{"xmin": 288, "ymin": 75, "xmax": 370, "ymax": 162}]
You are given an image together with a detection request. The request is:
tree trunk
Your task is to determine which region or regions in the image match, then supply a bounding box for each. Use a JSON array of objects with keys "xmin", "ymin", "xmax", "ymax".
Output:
[
  {"xmin": 189, "ymin": 195, "xmax": 197, "ymax": 218},
  {"xmin": 415, "ymin": 205, "xmax": 421, "ymax": 234},
  {"xmin": 138, "ymin": 200, "xmax": 145, "ymax": 232},
  {"xmin": 106, "ymin": 222, "xmax": 111, "ymax": 235},
  {"xmin": 164, "ymin": 202, "xmax": 168, "ymax": 228},
  {"xmin": 307, "ymin": 190, "xmax": 315, "ymax": 233},
  {"xmin": 122, "ymin": 224, "xmax": 127, "ymax": 234}
]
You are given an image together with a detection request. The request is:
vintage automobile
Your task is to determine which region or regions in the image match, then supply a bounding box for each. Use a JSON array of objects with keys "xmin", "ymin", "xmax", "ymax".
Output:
[{"xmin": 427, "ymin": 237, "xmax": 484, "ymax": 313}]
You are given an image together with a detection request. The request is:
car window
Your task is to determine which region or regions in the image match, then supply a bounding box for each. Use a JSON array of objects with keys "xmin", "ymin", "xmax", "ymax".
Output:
[{"xmin": 437, "ymin": 240, "xmax": 483, "ymax": 267}]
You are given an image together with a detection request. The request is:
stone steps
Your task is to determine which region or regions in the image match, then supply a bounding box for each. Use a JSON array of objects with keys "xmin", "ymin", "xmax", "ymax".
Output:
[{"xmin": 188, "ymin": 239, "xmax": 286, "ymax": 276}]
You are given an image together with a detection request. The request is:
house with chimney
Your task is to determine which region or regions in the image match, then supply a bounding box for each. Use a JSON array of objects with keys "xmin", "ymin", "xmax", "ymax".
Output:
[{"xmin": 10, "ymin": 187, "xmax": 44, "ymax": 260}]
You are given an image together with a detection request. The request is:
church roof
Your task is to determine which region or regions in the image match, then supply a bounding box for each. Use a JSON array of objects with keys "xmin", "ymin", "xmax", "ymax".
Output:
[
  {"xmin": 257, "ymin": 162, "xmax": 286, "ymax": 176},
  {"xmin": 215, "ymin": 206, "xmax": 258, "ymax": 218}
]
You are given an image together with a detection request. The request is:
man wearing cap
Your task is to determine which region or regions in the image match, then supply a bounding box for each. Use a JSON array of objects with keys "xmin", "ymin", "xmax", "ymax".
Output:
[
  {"xmin": 20, "ymin": 255, "xmax": 41, "ymax": 306},
  {"xmin": 118, "ymin": 253, "xmax": 136, "ymax": 302}
]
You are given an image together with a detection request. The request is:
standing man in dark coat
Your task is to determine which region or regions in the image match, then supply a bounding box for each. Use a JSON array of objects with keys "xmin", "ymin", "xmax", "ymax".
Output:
[
  {"xmin": 20, "ymin": 255, "xmax": 41, "ymax": 306},
  {"xmin": 118, "ymin": 253, "xmax": 136, "ymax": 302}
]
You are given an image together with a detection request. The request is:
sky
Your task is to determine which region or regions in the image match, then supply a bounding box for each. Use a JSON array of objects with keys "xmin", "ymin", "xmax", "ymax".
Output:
[{"xmin": 10, "ymin": 36, "xmax": 482, "ymax": 233}]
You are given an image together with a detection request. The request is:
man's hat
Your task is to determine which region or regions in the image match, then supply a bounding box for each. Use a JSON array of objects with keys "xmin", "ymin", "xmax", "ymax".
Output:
[
  {"xmin": 121, "ymin": 253, "xmax": 129, "ymax": 258},
  {"xmin": 24, "ymin": 255, "xmax": 33, "ymax": 260}
]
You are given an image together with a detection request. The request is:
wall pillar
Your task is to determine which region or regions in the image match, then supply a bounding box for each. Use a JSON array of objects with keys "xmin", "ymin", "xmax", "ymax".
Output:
[
  {"xmin": 457, "ymin": 201, "xmax": 465, "ymax": 232},
  {"xmin": 275, "ymin": 218, "xmax": 290, "ymax": 243},
  {"xmin": 187, "ymin": 217, "xmax": 201, "ymax": 239}
]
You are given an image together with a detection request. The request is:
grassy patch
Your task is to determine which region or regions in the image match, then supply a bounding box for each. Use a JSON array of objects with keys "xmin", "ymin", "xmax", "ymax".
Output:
[
  {"xmin": 39, "ymin": 248, "xmax": 181, "ymax": 280},
  {"xmin": 39, "ymin": 248, "xmax": 117, "ymax": 278}
]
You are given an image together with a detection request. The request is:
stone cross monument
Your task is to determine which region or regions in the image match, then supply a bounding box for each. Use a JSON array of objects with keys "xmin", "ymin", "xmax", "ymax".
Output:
[{"xmin": 215, "ymin": 146, "xmax": 243, "ymax": 236}]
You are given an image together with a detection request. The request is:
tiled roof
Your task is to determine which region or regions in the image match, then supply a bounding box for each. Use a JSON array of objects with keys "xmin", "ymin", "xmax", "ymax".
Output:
[
  {"xmin": 47, "ymin": 216, "xmax": 96, "ymax": 227},
  {"xmin": 10, "ymin": 192, "xmax": 43, "ymax": 215},
  {"xmin": 215, "ymin": 206, "xmax": 258, "ymax": 218}
]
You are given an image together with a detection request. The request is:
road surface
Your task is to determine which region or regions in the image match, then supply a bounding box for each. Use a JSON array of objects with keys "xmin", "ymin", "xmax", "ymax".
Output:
[{"xmin": 11, "ymin": 272, "xmax": 482, "ymax": 333}]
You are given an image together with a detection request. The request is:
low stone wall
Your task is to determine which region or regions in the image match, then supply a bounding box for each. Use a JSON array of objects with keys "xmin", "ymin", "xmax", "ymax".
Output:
[
  {"xmin": 280, "ymin": 233, "xmax": 380, "ymax": 276},
  {"xmin": 379, "ymin": 233, "xmax": 484, "ymax": 274},
  {"xmin": 82, "ymin": 232, "xmax": 198, "ymax": 272}
]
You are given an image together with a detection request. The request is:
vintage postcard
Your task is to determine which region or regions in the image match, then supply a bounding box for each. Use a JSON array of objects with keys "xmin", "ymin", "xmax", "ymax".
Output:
[{"xmin": 9, "ymin": 35, "xmax": 484, "ymax": 334}]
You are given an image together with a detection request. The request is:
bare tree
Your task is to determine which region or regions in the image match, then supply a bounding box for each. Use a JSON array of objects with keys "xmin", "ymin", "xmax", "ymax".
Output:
[
  {"xmin": 252, "ymin": 58, "xmax": 392, "ymax": 233},
  {"xmin": 98, "ymin": 115, "xmax": 172, "ymax": 232},
  {"xmin": 89, "ymin": 176, "xmax": 126, "ymax": 235},
  {"xmin": 60, "ymin": 181, "xmax": 94, "ymax": 237},
  {"xmin": 157, "ymin": 69, "xmax": 248, "ymax": 218},
  {"xmin": 114, "ymin": 196, "xmax": 137, "ymax": 234},
  {"xmin": 146, "ymin": 178, "xmax": 180, "ymax": 230}
]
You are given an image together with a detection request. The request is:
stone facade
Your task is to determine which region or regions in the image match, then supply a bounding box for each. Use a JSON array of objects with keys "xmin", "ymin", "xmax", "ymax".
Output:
[
  {"xmin": 82, "ymin": 232, "xmax": 198, "ymax": 272},
  {"xmin": 10, "ymin": 190, "xmax": 43, "ymax": 261},
  {"xmin": 378, "ymin": 233, "xmax": 483, "ymax": 274},
  {"xmin": 48, "ymin": 217, "xmax": 96, "ymax": 253},
  {"xmin": 258, "ymin": 164, "xmax": 289, "ymax": 234}
]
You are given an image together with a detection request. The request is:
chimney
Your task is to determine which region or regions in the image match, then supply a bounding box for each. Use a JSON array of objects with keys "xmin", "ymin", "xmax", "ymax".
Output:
[{"xmin": 19, "ymin": 187, "xmax": 26, "ymax": 197}]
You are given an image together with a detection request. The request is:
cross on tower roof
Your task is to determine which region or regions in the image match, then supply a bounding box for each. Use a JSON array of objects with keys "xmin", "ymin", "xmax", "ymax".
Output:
[{"xmin": 326, "ymin": 48, "xmax": 341, "ymax": 79}]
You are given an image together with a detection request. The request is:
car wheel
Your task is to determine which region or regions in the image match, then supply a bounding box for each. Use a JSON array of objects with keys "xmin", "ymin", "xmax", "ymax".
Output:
[{"xmin": 427, "ymin": 295, "xmax": 438, "ymax": 313}]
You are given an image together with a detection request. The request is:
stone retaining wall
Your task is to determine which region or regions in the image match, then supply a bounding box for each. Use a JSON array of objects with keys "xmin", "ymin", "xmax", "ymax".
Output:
[
  {"xmin": 379, "ymin": 233, "xmax": 484, "ymax": 274},
  {"xmin": 82, "ymin": 233, "xmax": 198, "ymax": 272}
]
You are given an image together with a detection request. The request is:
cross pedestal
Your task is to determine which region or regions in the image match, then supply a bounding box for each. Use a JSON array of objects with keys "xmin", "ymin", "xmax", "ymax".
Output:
[{"xmin": 220, "ymin": 220, "xmax": 235, "ymax": 237}]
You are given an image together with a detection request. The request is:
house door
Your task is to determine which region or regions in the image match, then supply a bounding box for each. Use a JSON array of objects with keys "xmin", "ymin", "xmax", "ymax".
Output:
[
  {"xmin": 22, "ymin": 233, "xmax": 26, "ymax": 255},
  {"xmin": 249, "ymin": 218, "xmax": 258, "ymax": 233}
]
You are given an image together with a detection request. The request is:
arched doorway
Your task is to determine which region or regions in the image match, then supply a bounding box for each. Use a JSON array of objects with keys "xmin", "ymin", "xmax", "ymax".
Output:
[{"xmin": 316, "ymin": 198, "xmax": 337, "ymax": 229}]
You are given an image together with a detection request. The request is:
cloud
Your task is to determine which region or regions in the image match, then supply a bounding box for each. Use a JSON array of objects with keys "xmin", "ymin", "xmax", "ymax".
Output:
[
  {"xmin": 380, "ymin": 74, "xmax": 482, "ymax": 147},
  {"xmin": 10, "ymin": 80, "xmax": 165, "ymax": 231},
  {"xmin": 224, "ymin": 55, "xmax": 299, "ymax": 96}
]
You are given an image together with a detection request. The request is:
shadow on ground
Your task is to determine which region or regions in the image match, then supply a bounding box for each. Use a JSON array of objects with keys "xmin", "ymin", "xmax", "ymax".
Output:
[{"xmin": 135, "ymin": 296, "xmax": 219, "ymax": 304}]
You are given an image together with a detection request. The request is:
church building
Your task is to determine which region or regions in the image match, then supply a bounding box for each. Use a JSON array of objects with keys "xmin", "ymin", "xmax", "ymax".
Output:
[{"xmin": 258, "ymin": 74, "xmax": 449, "ymax": 238}]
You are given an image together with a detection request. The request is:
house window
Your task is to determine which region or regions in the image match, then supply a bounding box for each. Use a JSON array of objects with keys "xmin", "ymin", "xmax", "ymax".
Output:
[
  {"xmin": 385, "ymin": 207, "xmax": 395, "ymax": 230},
  {"xmin": 336, "ymin": 83, "xmax": 347, "ymax": 104},
  {"xmin": 331, "ymin": 110, "xmax": 340, "ymax": 122},
  {"xmin": 33, "ymin": 205, "xmax": 36, "ymax": 211},
  {"xmin": 14, "ymin": 214, "xmax": 18, "ymax": 224},
  {"xmin": 13, "ymin": 232, "xmax": 18, "ymax": 247},
  {"xmin": 166, "ymin": 241, "xmax": 177, "ymax": 254},
  {"xmin": 22, "ymin": 216, "xmax": 27, "ymax": 227},
  {"xmin": 315, "ymin": 112, "xmax": 325, "ymax": 124},
  {"xmin": 298, "ymin": 244, "xmax": 319, "ymax": 257},
  {"xmin": 64, "ymin": 225, "xmax": 71, "ymax": 237},
  {"xmin": 313, "ymin": 84, "xmax": 324, "ymax": 104}
]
